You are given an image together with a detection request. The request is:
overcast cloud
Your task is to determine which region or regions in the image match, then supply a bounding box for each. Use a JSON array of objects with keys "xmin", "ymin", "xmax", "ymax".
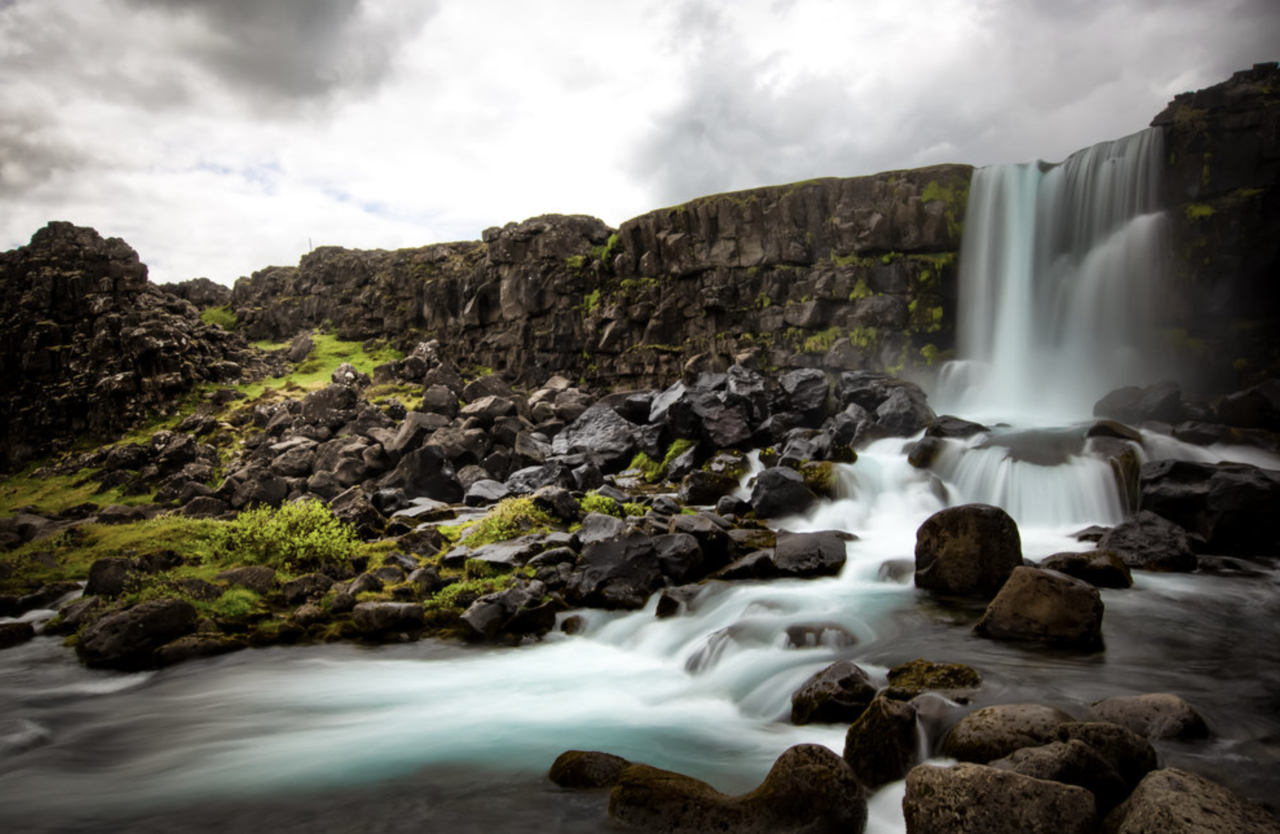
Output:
[{"xmin": 1, "ymin": 0, "xmax": 1276, "ymax": 286}]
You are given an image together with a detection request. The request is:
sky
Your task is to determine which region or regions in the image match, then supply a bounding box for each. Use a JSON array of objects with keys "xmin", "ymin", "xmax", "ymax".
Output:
[{"xmin": 1, "ymin": 0, "xmax": 1277, "ymax": 288}]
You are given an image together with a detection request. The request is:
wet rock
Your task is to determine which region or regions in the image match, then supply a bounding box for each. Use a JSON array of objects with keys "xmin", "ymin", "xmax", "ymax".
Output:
[
  {"xmin": 1038, "ymin": 549, "xmax": 1132, "ymax": 588},
  {"xmin": 927, "ymin": 415, "xmax": 990, "ymax": 439},
  {"xmin": 749, "ymin": 466, "xmax": 818, "ymax": 519},
  {"xmin": 569, "ymin": 530, "xmax": 662, "ymax": 610},
  {"xmin": 505, "ymin": 461, "xmax": 577, "ymax": 494},
  {"xmin": 779, "ymin": 368, "xmax": 830, "ymax": 423},
  {"xmin": 652, "ymin": 533, "xmax": 706, "ymax": 585},
  {"xmin": 885, "ymin": 658, "xmax": 982, "ymax": 702},
  {"xmin": 461, "ymin": 580, "xmax": 557, "ymax": 640},
  {"xmin": 608, "ymin": 744, "xmax": 866, "ymax": 834},
  {"xmin": 1103, "ymin": 767, "xmax": 1280, "ymax": 834},
  {"xmin": 1216, "ymin": 379, "xmax": 1280, "ymax": 431},
  {"xmin": 942, "ymin": 703, "xmax": 1077, "ymax": 763},
  {"xmin": 551, "ymin": 404, "xmax": 640, "ymax": 470},
  {"xmin": 0, "ymin": 622, "xmax": 36, "ymax": 650},
  {"xmin": 790, "ymin": 660, "xmax": 877, "ymax": 725},
  {"xmin": 1097, "ymin": 510, "xmax": 1197, "ymax": 572},
  {"xmin": 772, "ymin": 529, "xmax": 848, "ymax": 578},
  {"xmin": 1088, "ymin": 693, "xmax": 1209, "ymax": 740},
  {"xmin": 1138, "ymin": 459, "xmax": 1280, "ymax": 556},
  {"xmin": 876, "ymin": 385, "xmax": 936, "ymax": 436},
  {"xmin": 843, "ymin": 695, "xmax": 920, "ymax": 788},
  {"xmin": 154, "ymin": 635, "xmax": 244, "ymax": 666},
  {"xmin": 975, "ymin": 567, "xmax": 1105, "ymax": 648},
  {"xmin": 677, "ymin": 470, "xmax": 739, "ymax": 505},
  {"xmin": 990, "ymin": 739, "xmax": 1129, "ymax": 812},
  {"xmin": 77, "ymin": 598, "xmax": 198, "ymax": 670},
  {"xmin": 915, "ymin": 503, "xmax": 1023, "ymax": 598},
  {"xmin": 903, "ymin": 762, "xmax": 1097, "ymax": 834},
  {"xmin": 1093, "ymin": 380, "xmax": 1185, "ymax": 424},
  {"xmin": 351, "ymin": 601, "xmax": 425, "ymax": 636},
  {"xmin": 549, "ymin": 750, "xmax": 633, "ymax": 789},
  {"xmin": 1052, "ymin": 722, "xmax": 1157, "ymax": 791}
]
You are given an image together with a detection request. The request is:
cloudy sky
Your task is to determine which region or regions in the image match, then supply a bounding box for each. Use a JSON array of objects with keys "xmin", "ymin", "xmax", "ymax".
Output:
[{"xmin": 2, "ymin": 0, "xmax": 1277, "ymax": 287}]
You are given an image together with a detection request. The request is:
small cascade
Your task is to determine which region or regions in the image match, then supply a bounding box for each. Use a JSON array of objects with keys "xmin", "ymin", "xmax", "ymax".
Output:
[{"xmin": 936, "ymin": 127, "xmax": 1171, "ymax": 422}]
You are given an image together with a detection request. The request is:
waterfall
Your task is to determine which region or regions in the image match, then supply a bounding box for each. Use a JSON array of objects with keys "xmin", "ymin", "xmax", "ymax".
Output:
[{"xmin": 936, "ymin": 128, "xmax": 1171, "ymax": 422}]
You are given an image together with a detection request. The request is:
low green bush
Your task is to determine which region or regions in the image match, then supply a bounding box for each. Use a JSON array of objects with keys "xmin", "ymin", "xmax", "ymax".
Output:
[{"xmin": 211, "ymin": 499, "xmax": 358, "ymax": 573}]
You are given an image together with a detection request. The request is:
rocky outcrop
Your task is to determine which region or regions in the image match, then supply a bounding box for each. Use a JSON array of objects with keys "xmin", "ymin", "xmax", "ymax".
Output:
[
  {"xmin": 1154, "ymin": 62, "xmax": 1280, "ymax": 390},
  {"xmin": 230, "ymin": 167, "xmax": 972, "ymax": 389},
  {"xmin": 0, "ymin": 222, "xmax": 273, "ymax": 471}
]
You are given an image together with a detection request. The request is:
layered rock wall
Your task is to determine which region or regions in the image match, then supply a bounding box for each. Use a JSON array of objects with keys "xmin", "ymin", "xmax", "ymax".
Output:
[
  {"xmin": 0, "ymin": 223, "xmax": 270, "ymax": 471},
  {"xmin": 230, "ymin": 165, "xmax": 972, "ymax": 388},
  {"xmin": 1154, "ymin": 61, "xmax": 1280, "ymax": 389}
]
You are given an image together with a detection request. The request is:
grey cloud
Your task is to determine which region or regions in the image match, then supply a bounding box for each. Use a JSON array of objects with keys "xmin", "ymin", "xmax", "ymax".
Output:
[{"xmin": 123, "ymin": 0, "xmax": 438, "ymax": 105}]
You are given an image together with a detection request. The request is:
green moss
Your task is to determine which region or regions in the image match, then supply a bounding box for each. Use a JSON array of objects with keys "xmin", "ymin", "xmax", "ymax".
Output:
[
  {"xmin": 200, "ymin": 305, "xmax": 238, "ymax": 331},
  {"xmin": 798, "ymin": 460, "xmax": 836, "ymax": 496},
  {"xmin": 919, "ymin": 344, "xmax": 940, "ymax": 366},
  {"xmin": 461, "ymin": 497, "xmax": 555, "ymax": 548},
  {"xmin": 1184, "ymin": 203, "xmax": 1216, "ymax": 220},
  {"xmin": 565, "ymin": 255, "xmax": 587, "ymax": 271},
  {"xmin": 581, "ymin": 491, "xmax": 624, "ymax": 518},
  {"xmin": 583, "ymin": 288, "xmax": 602, "ymax": 315},
  {"xmin": 847, "ymin": 279, "xmax": 871, "ymax": 302},
  {"xmin": 754, "ymin": 291, "xmax": 771, "ymax": 309},
  {"xmin": 802, "ymin": 327, "xmax": 842, "ymax": 355},
  {"xmin": 0, "ymin": 466, "xmax": 155, "ymax": 517},
  {"xmin": 210, "ymin": 588, "xmax": 261, "ymax": 619}
]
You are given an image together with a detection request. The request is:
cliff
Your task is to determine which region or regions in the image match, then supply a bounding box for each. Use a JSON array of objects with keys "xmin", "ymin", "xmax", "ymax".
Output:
[
  {"xmin": 1154, "ymin": 61, "xmax": 1280, "ymax": 388},
  {"xmin": 0, "ymin": 223, "xmax": 274, "ymax": 471},
  {"xmin": 230, "ymin": 164, "xmax": 972, "ymax": 388}
]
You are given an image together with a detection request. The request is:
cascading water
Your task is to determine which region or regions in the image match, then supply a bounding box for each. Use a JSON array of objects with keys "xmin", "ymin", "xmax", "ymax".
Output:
[
  {"xmin": 936, "ymin": 127, "xmax": 1171, "ymax": 423},
  {"xmin": 4, "ymin": 128, "xmax": 1280, "ymax": 833}
]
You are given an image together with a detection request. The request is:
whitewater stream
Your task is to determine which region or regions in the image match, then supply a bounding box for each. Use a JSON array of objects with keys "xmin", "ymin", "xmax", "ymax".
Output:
[{"xmin": 4, "ymin": 127, "xmax": 1280, "ymax": 831}]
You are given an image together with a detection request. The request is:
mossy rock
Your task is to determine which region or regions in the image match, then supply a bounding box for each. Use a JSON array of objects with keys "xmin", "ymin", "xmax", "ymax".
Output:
[{"xmin": 886, "ymin": 658, "xmax": 982, "ymax": 701}]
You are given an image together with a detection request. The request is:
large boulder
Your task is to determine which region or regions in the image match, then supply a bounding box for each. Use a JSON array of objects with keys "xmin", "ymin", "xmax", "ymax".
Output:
[
  {"xmin": 608, "ymin": 744, "xmax": 866, "ymax": 834},
  {"xmin": 1052, "ymin": 722, "xmax": 1157, "ymax": 792},
  {"xmin": 975, "ymin": 567, "xmax": 1105, "ymax": 648},
  {"xmin": 551, "ymin": 404, "xmax": 639, "ymax": 470},
  {"xmin": 1038, "ymin": 550, "xmax": 1132, "ymax": 588},
  {"xmin": 749, "ymin": 467, "xmax": 818, "ymax": 519},
  {"xmin": 903, "ymin": 762, "xmax": 1098, "ymax": 834},
  {"xmin": 378, "ymin": 445, "xmax": 463, "ymax": 502},
  {"xmin": 76, "ymin": 598, "xmax": 197, "ymax": 670},
  {"xmin": 1093, "ymin": 380, "xmax": 1185, "ymax": 425},
  {"xmin": 1104, "ymin": 768, "xmax": 1280, "ymax": 833},
  {"xmin": 915, "ymin": 504, "xmax": 1023, "ymax": 598},
  {"xmin": 843, "ymin": 695, "xmax": 919, "ymax": 788},
  {"xmin": 1138, "ymin": 459, "xmax": 1280, "ymax": 556},
  {"xmin": 351, "ymin": 602, "xmax": 425, "ymax": 636},
  {"xmin": 1097, "ymin": 511, "xmax": 1197, "ymax": 572},
  {"xmin": 942, "ymin": 703, "xmax": 1077, "ymax": 763},
  {"xmin": 569, "ymin": 530, "xmax": 664, "ymax": 610},
  {"xmin": 1087, "ymin": 693, "xmax": 1209, "ymax": 741},
  {"xmin": 989, "ymin": 739, "xmax": 1129, "ymax": 813},
  {"xmin": 790, "ymin": 660, "xmax": 877, "ymax": 725},
  {"xmin": 772, "ymin": 529, "xmax": 848, "ymax": 578}
]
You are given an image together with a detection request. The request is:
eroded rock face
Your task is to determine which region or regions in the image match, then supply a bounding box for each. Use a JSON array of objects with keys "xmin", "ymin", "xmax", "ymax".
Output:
[{"xmin": 0, "ymin": 222, "xmax": 272, "ymax": 471}]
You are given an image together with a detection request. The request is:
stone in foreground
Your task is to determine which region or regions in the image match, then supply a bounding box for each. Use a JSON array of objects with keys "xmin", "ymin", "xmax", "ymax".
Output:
[{"xmin": 904, "ymin": 762, "xmax": 1097, "ymax": 834}]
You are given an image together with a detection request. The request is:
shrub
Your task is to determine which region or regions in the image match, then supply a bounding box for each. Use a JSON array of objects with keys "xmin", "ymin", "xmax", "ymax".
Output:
[
  {"xmin": 581, "ymin": 491, "xmax": 623, "ymax": 518},
  {"xmin": 461, "ymin": 497, "xmax": 555, "ymax": 548},
  {"xmin": 210, "ymin": 588, "xmax": 261, "ymax": 619},
  {"xmin": 211, "ymin": 500, "xmax": 358, "ymax": 573}
]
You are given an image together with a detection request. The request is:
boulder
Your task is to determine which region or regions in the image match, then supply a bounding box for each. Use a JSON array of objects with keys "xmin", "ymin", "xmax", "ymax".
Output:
[
  {"xmin": 914, "ymin": 504, "xmax": 1023, "ymax": 598},
  {"xmin": 351, "ymin": 601, "xmax": 425, "ymax": 636},
  {"xmin": 85, "ymin": 557, "xmax": 134, "ymax": 597},
  {"xmin": 677, "ymin": 470, "xmax": 739, "ymax": 506},
  {"xmin": 1088, "ymin": 693, "xmax": 1209, "ymax": 740},
  {"xmin": 990, "ymin": 739, "xmax": 1129, "ymax": 812},
  {"xmin": 1038, "ymin": 550, "xmax": 1132, "ymax": 588},
  {"xmin": 1052, "ymin": 722, "xmax": 1157, "ymax": 791},
  {"xmin": 0, "ymin": 622, "xmax": 36, "ymax": 650},
  {"xmin": 790, "ymin": 660, "xmax": 877, "ymax": 725},
  {"xmin": 1138, "ymin": 459, "xmax": 1280, "ymax": 556},
  {"xmin": 1103, "ymin": 767, "xmax": 1280, "ymax": 834},
  {"xmin": 460, "ymin": 580, "xmax": 557, "ymax": 641},
  {"xmin": 749, "ymin": 467, "xmax": 818, "ymax": 519},
  {"xmin": 652, "ymin": 533, "xmax": 706, "ymax": 585},
  {"xmin": 569, "ymin": 531, "xmax": 663, "ymax": 610},
  {"xmin": 281, "ymin": 572, "xmax": 334, "ymax": 605},
  {"xmin": 885, "ymin": 658, "xmax": 982, "ymax": 702},
  {"xmin": 779, "ymin": 368, "xmax": 830, "ymax": 423},
  {"xmin": 975, "ymin": 567, "xmax": 1105, "ymax": 648},
  {"xmin": 942, "ymin": 703, "xmax": 1077, "ymax": 763},
  {"xmin": 876, "ymin": 385, "xmax": 936, "ymax": 436},
  {"xmin": 378, "ymin": 445, "xmax": 463, "ymax": 503},
  {"xmin": 549, "ymin": 750, "xmax": 633, "ymax": 789},
  {"xmin": 772, "ymin": 529, "xmax": 848, "ymax": 578},
  {"xmin": 608, "ymin": 744, "xmax": 866, "ymax": 834},
  {"xmin": 1097, "ymin": 510, "xmax": 1196, "ymax": 572},
  {"xmin": 903, "ymin": 762, "xmax": 1098, "ymax": 834},
  {"xmin": 551, "ymin": 404, "xmax": 639, "ymax": 469},
  {"xmin": 1216, "ymin": 379, "xmax": 1280, "ymax": 431},
  {"xmin": 1093, "ymin": 380, "xmax": 1184, "ymax": 424},
  {"xmin": 843, "ymin": 695, "xmax": 919, "ymax": 788},
  {"xmin": 215, "ymin": 565, "xmax": 277, "ymax": 594},
  {"xmin": 76, "ymin": 598, "xmax": 198, "ymax": 670}
]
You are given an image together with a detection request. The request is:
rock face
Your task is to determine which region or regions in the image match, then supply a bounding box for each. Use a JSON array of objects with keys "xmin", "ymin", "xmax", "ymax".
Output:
[
  {"xmin": 1154, "ymin": 62, "xmax": 1280, "ymax": 390},
  {"xmin": 230, "ymin": 168, "xmax": 972, "ymax": 390},
  {"xmin": 0, "ymin": 222, "xmax": 270, "ymax": 471}
]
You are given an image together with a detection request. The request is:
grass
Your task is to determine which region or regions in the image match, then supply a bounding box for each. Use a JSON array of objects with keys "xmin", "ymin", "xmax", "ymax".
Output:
[
  {"xmin": 200, "ymin": 305, "xmax": 238, "ymax": 331},
  {"xmin": 460, "ymin": 497, "xmax": 556, "ymax": 548},
  {"xmin": 0, "ymin": 467, "xmax": 156, "ymax": 517}
]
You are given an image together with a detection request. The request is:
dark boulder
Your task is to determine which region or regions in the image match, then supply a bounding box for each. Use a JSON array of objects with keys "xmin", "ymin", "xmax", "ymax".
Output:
[
  {"xmin": 914, "ymin": 503, "xmax": 1023, "ymax": 598},
  {"xmin": 942, "ymin": 703, "xmax": 1077, "ymax": 763},
  {"xmin": 779, "ymin": 368, "xmax": 830, "ymax": 423},
  {"xmin": 875, "ymin": 385, "xmax": 936, "ymax": 436},
  {"xmin": 1052, "ymin": 722, "xmax": 1157, "ymax": 792},
  {"xmin": 1038, "ymin": 549, "xmax": 1132, "ymax": 588},
  {"xmin": 281, "ymin": 572, "xmax": 334, "ymax": 605},
  {"xmin": 1088, "ymin": 693, "xmax": 1209, "ymax": 741},
  {"xmin": 790, "ymin": 660, "xmax": 877, "ymax": 725},
  {"xmin": 990, "ymin": 739, "xmax": 1129, "ymax": 813},
  {"xmin": 378, "ymin": 446, "xmax": 463, "ymax": 503},
  {"xmin": 1103, "ymin": 767, "xmax": 1280, "ymax": 834},
  {"xmin": 772, "ymin": 529, "xmax": 848, "ymax": 578},
  {"xmin": 460, "ymin": 580, "xmax": 557, "ymax": 641},
  {"xmin": 1097, "ymin": 510, "xmax": 1197, "ymax": 572},
  {"xmin": 975, "ymin": 567, "xmax": 1105, "ymax": 648},
  {"xmin": 215, "ymin": 565, "xmax": 276, "ymax": 594},
  {"xmin": 569, "ymin": 530, "xmax": 663, "ymax": 609},
  {"xmin": 1093, "ymin": 380, "xmax": 1185, "ymax": 424},
  {"xmin": 1216, "ymin": 379, "xmax": 1280, "ymax": 431},
  {"xmin": 0, "ymin": 622, "xmax": 36, "ymax": 650},
  {"xmin": 85, "ymin": 557, "xmax": 134, "ymax": 597},
  {"xmin": 885, "ymin": 658, "xmax": 982, "ymax": 702},
  {"xmin": 77, "ymin": 598, "xmax": 198, "ymax": 669},
  {"xmin": 843, "ymin": 695, "xmax": 920, "ymax": 788},
  {"xmin": 351, "ymin": 601, "xmax": 425, "ymax": 636},
  {"xmin": 677, "ymin": 470, "xmax": 738, "ymax": 505},
  {"xmin": 505, "ymin": 461, "xmax": 577, "ymax": 494},
  {"xmin": 608, "ymin": 744, "xmax": 866, "ymax": 834},
  {"xmin": 1138, "ymin": 459, "xmax": 1280, "ymax": 556},
  {"xmin": 749, "ymin": 467, "xmax": 818, "ymax": 519},
  {"xmin": 903, "ymin": 762, "xmax": 1097, "ymax": 834},
  {"xmin": 551, "ymin": 404, "xmax": 639, "ymax": 470},
  {"xmin": 549, "ymin": 750, "xmax": 633, "ymax": 789}
]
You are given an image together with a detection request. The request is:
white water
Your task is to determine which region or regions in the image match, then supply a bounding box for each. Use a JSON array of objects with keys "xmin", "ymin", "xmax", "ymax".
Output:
[{"xmin": 936, "ymin": 128, "xmax": 1171, "ymax": 422}]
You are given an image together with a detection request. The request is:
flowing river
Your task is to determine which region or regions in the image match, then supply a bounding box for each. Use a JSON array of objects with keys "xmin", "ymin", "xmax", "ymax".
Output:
[{"xmin": 4, "ymin": 128, "xmax": 1280, "ymax": 831}]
